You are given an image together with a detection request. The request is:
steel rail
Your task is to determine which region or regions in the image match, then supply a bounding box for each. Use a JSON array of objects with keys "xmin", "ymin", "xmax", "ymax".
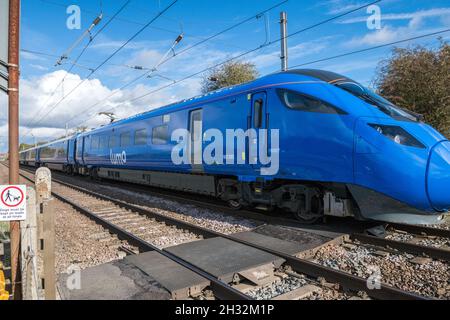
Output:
[
  {"xmin": 387, "ymin": 222, "xmax": 450, "ymax": 239},
  {"xmin": 352, "ymin": 233, "xmax": 450, "ymax": 262},
  {"xmin": 12, "ymin": 164, "xmax": 434, "ymax": 300},
  {"xmin": 15, "ymin": 168, "xmax": 249, "ymax": 300}
]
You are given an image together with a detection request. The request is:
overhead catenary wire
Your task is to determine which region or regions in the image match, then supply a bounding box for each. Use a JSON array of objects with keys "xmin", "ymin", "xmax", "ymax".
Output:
[
  {"xmin": 20, "ymin": 0, "xmax": 132, "ymax": 140},
  {"xmin": 69, "ymin": 0, "xmax": 382, "ymax": 131},
  {"xmin": 60, "ymin": 0, "xmax": 289, "ymax": 128},
  {"xmin": 289, "ymin": 28, "xmax": 450, "ymax": 69},
  {"xmin": 22, "ymin": 0, "xmax": 178, "ymax": 140},
  {"xmin": 21, "ymin": 48, "xmax": 153, "ymax": 71}
]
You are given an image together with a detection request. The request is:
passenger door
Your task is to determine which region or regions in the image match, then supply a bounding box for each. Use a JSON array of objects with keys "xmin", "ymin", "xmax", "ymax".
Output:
[
  {"xmin": 189, "ymin": 109, "xmax": 203, "ymax": 172},
  {"xmin": 250, "ymin": 92, "xmax": 268, "ymax": 171}
]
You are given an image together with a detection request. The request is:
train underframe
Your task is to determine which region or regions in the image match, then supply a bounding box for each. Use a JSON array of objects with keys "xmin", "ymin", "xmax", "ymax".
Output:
[
  {"xmin": 28, "ymin": 162, "xmax": 446, "ymax": 224},
  {"xmin": 81, "ymin": 165, "xmax": 357, "ymax": 223}
]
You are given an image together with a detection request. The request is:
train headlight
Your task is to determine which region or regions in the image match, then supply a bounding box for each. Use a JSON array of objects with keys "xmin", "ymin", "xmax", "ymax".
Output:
[{"xmin": 369, "ymin": 124, "xmax": 425, "ymax": 149}]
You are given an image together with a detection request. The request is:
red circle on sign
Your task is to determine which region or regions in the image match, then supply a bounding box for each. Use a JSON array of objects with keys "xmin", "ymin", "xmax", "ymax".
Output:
[{"xmin": 1, "ymin": 186, "xmax": 25, "ymax": 208}]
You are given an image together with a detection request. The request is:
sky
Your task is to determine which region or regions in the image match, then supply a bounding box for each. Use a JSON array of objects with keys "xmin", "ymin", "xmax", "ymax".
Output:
[{"xmin": 0, "ymin": 0, "xmax": 449, "ymax": 152}]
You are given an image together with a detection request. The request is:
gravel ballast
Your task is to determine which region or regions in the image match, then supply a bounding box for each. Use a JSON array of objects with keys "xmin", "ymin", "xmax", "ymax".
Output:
[{"xmin": 311, "ymin": 243, "xmax": 450, "ymax": 299}]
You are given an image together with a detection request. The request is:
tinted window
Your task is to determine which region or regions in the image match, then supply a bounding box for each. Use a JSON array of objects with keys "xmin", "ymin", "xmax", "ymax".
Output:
[
  {"xmin": 120, "ymin": 132, "xmax": 131, "ymax": 147},
  {"xmin": 152, "ymin": 126, "xmax": 169, "ymax": 145},
  {"xmin": 91, "ymin": 136, "xmax": 99, "ymax": 150},
  {"xmin": 134, "ymin": 129, "xmax": 148, "ymax": 145},
  {"xmin": 57, "ymin": 143, "xmax": 67, "ymax": 157},
  {"xmin": 335, "ymin": 82, "xmax": 419, "ymax": 121},
  {"xmin": 99, "ymin": 136, "xmax": 108, "ymax": 149},
  {"xmin": 109, "ymin": 135, "xmax": 116, "ymax": 148},
  {"xmin": 76, "ymin": 139, "xmax": 83, "ymax": 157},
  {"xmin": 278, "ymin": 89, "xmax": 346, "ymax": 114},
  {"xmin": 41, "ymin": 147, "xmax": 55, "ymax": 158},
  {"xmin": 190, "ymin": 110, "xmax": 203, "ymax": 142},
  {"xmin": 254, "ymin": 99, "xmax": 263, "ymax": 128}
]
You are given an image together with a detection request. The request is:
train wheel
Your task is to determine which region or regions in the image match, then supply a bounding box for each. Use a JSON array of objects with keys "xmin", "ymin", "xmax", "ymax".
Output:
[
  {"xmin": 294, "ymin": 194, "xmax": 323, "ymax": 224},
  {"xmin": 227, "ymin": 200, "xmax": 242, "ymax": 210},
  {"xmin": 294, "ymin": 212, "xmax": 321, "ymax": 224}
]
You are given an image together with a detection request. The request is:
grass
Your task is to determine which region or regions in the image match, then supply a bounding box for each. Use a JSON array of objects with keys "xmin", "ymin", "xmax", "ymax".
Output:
[{"xmin": 0, "ymin": 222, "xmax": 9, "ymax": 235}]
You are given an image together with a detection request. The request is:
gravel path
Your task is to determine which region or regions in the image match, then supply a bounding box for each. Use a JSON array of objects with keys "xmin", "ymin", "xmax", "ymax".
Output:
[{"xmin": 311, "ymin": 243, "xmax": 450, "ymax": 299}]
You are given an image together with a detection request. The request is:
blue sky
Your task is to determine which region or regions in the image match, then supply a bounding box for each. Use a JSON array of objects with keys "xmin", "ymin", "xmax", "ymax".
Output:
[{"xmin": 0, "ymin": 0, "xmax": 449, "ymax": 151}]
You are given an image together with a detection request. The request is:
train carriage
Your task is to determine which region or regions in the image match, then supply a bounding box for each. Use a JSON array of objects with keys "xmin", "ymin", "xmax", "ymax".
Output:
[{"xmin": 20, "ymin": 69, "xmax": 450, "ymax": 225}]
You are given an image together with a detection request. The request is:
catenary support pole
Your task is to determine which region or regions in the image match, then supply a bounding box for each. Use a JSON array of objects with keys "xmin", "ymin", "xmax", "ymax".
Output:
[
  {"xmin": 280, "ymin": 12, "xmax": 288, "ymax": 72},
  {"xmin": 8, "ymin": 0, "xmax": 21, "ymax": 300}
]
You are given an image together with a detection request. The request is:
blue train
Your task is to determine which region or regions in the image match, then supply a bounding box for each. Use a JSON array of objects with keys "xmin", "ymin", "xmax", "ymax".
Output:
[{"xmin": 20, "ymin": 69, "xmax": 450, "ymax": 224}]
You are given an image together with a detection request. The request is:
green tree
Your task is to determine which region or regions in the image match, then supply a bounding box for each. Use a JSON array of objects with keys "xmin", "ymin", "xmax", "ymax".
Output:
[
  {"xmin": 201, "ymin": 61, "xmax": 259, "ymax": 94},
  {"xmin": 373, "ymin": 41, "xmax": 450, "ymax": 137},
  {"xmin": 19, "ymin": 143, "xmax": 33, "ymax": 151}
]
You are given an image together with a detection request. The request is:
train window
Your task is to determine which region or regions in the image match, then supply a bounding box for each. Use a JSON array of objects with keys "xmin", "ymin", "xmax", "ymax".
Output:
[
  {"xmin": 91, "ymin": 136, "xmax": 99, "ymax": 150},
  {"xmin": 134, "ymin": 129, "xmax": 148, "ymax": 146},
  {"xmin": 254, "ymin": 99, "xmax": 263, "ymax": 128},
  {"xmin": 100, "ymin": 136, "xmax": 108, "ymax": 149},
  {"xmin": 41, "ymin": 147, "xmax": 55, "ymax": 158},
  {"xmin": 152, "ymin": 126, "xmax": 169, "ymax": 145},
  {"xmin": 277, "ymin": 89, "xmax": 346, "ymax": 115},
  {"xmin": 109, "ymin": 135, "xmax": 116, "ymax": 148},
  {"xmin": 120, "ymin": 132, "xmax": 131, "ymax": 147},
  {"xmin": 57, "ymin": 147, "xmax": 66, "ymax": 157},
  {"xmin": 163, "ymin": 115, "xmax": 171, "ymax": 123},
  {"xmin": 76, "ymin": 139, "xmax": 83, "ymax": 157}
]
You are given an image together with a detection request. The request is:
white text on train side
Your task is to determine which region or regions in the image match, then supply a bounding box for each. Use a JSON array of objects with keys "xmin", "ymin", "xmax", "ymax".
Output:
[
  {"xmin": 171, "ymin": 124, "xmax": 280, "ymax": 176},
  {"xmin": 110, "ymin": 150, "xmax": 127, "ymax": 165}
]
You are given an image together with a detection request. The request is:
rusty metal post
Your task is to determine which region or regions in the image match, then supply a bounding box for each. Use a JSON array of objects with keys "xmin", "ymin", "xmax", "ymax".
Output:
[{"xmin": 8, "ymin": 0, "xmax": 21, "ymax": 300}]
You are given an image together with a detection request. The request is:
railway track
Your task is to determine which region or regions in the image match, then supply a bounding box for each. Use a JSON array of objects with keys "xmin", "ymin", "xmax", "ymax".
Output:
[
  {"xmin": 34, "ymin": 165, "xmax": 450, "ymax": 263},
  {"xmin": 10, "ymin": 164, "xmax": 436, "ymax": 300}
]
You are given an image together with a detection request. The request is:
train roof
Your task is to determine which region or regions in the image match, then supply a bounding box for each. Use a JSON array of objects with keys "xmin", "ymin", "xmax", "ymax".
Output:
[
  {"xmin": 84, "ymin": 69, "xmax": 352, "ymax": 135},
  {"xmin": 19, "ymin": 136, "xmax": 73, "ymax": 154}
]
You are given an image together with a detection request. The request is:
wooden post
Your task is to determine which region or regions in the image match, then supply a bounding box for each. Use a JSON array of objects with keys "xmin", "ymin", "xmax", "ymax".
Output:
[
  {"xmin": 35, "ymin": 168, "xmax": 55, "ymax": 300},
  {"xmin": 20, "ymin": 186, "xmax": 38, "ymax": 300}
]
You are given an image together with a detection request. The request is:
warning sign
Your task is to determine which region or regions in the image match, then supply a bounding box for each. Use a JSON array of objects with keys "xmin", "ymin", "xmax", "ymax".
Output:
[{"xmin": 0, "ymin": 185, "xmax": 27, "ymax": 221}]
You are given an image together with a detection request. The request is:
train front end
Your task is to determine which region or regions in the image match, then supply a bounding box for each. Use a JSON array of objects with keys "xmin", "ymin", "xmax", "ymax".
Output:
[{"xmin": 332, "ymin": 79, "xmax": 450, "ymax": 224}]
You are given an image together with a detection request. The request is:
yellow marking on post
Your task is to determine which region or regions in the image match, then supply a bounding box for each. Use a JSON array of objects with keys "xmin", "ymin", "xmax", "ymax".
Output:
[
  {"xmin": 242, "ymin": 152, "xmax": 246, "ymax": 161},
  {"xmin": 0, "ymin": 265, "xmax": 9, "ymax": 300}
]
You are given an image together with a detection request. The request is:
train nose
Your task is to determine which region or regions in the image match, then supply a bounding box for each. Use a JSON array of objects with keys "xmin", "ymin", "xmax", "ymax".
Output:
[{"xmin": 427, "ymin": 141, "xmax": 450, "ymax": 211}]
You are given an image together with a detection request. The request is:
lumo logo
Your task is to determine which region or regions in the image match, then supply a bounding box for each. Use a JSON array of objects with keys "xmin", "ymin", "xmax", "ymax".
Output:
[
  {"xmin": 171, "ymin": 124, "xmax": 280, "ymax": 176},
  {"xmin": 110, "ymin": 150, "xmax": 127, "ymax": 165},
  {"xmin": 66, "ymin": 5, "xmax": 81, "ymax": 30},
  {"xmin": 367, "ymin": 4, "xmax": 381, "ymax": 30}
]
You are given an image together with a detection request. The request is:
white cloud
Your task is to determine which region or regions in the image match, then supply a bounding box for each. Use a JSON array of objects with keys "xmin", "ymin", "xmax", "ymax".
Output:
[
  {"xmin": 340, "ymin": 8, "xmax": 450, "ymax": 24},
  {"xmin": 341, "ymin": 7, "xmax": 450, "ymax": 47},
  {"xmin": 346, "ymin": 25, "xmax": 398, "ymax": 46},
  {"xmin": 0, "ymin": 66, "xmax": 205, "ymax": 149}
]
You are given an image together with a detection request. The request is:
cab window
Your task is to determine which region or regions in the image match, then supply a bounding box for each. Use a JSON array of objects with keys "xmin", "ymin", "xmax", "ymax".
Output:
[{"xmin": 277, "ymin": 89, "xmax": 346, "ymax": 114}]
